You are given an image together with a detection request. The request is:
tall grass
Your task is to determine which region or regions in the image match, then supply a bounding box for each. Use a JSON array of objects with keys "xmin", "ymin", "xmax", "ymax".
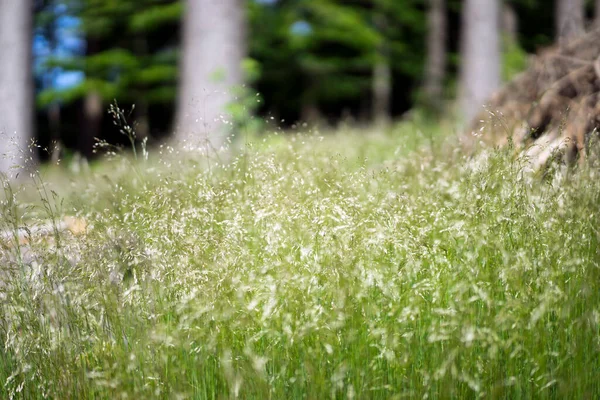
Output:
[{"xmin": 1, "ymin": 123, "xmax": 599, "ymax": 399}]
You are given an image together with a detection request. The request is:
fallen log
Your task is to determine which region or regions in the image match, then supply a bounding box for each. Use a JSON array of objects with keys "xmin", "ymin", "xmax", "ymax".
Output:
[{"xmin": 0, "ymin": 216, "xmax": 87, "ymax": 248}]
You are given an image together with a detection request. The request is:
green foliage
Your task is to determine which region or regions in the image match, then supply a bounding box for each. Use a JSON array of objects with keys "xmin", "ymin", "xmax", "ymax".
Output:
[
  {"xmin": 248, "ymin": 0, "xmax": 425, "ymax": 120},
  {"xmin": 301, "ymin": 1, "xmax": 381, "ymax": 53},
  {"xmin": 76, "ymin": 0, "xmax": 137, "ymax": 37},
  {"xmin": 227, "ymin": 58, "xmax": 264, "ymax": 136},
  {"xmin": 129, "ymin": 2, "xmax": 183, "ymax": 33},
  {"xmin": 502, "ymin": 37, "xmax": 529, "ymax": 81},
  {"xmin": 38, "ymin": 78, "xmax": 119, "ymax": 107},
  {"xmin": 34, "ymin": 0, "xmax": 562, "ymax": 136},
  {"xmin": 37, "ymin": 0, "xmax": 181, "ymax": 109},
  {"xmin": 1, "ymin": 124, "xmax": 600, "ymax": 398},
  {"xmin": 136, "ymin": 65, "xmax": 178, "ymax": 85}
]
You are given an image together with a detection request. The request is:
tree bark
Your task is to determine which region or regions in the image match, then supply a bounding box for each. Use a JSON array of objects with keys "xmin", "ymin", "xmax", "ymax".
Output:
[
  {"xmin": 45, "ymin": 1, "xmax": 63, "ymax": 164},
  {"xmin": 0, "ymin": 0, "xmax": 34, "ymax": 177},
  {"xmin": 372, "ymin": 60, "xmax": 391, "ymax": 126},
  {"xmin": 48, "ymin": 103, "xmax": 62, "ymax": 164},
  {"xmin": 556, "ymin": 0, "xmax": 585, "ymax": 44},
  {"xmin": 80, "ymin": 39, "xmax": 102, "ymax": 160},
  {"xmin": 175, "ymin": 0, "xmax": 246, "ymax": 152},
  {"xmin": 81, "ymin": 92, "xmax": 102, "ymax": 159},
  {"xmin": 423, "ymin": 0, "xmax": 447, "ymax": 113},
  {"xmin": 133, "ymin": 36, "xmax": 150, "ymax": 141},
  {"xmin": 372, "ymin": 13, "xmax": 391, "ymax": 126},
  {"xmin": 301, "ymin": 77, "xmax": 322, "ymax": 125},
  {"xmin": 459, "ymin": 0, "xmax": 501, "ymax": 124},
  {"xmin": 502, "ymin": 3, "xmax": 518, "ymax": 44}
]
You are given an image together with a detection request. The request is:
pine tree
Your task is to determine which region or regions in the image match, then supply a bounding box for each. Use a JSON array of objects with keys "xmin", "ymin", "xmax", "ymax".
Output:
[{"xmin": 37, "ymin": 0, "xmax": 182, "ymax": 155}]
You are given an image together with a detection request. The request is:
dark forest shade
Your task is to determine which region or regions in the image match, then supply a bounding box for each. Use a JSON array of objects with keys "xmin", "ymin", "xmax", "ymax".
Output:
[{"xmin": 28, "ymin": 0, "xmax": 566, "ymax": 159}]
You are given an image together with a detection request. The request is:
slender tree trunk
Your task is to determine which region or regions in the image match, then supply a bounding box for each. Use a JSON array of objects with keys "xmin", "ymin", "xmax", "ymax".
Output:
[
  {"xmin": 81, "ymin": 92, "xmax": 102, "ymax": 159},
  {"xmin": 502, "ymin": 3, "xmax": 518, "ymax": 44},
  {"xmin": 372, "ymin": 13, "xmax": 391, "ymax": 126},
  {"xmin": 135, "ymin": 102, "xmax": 150, "ymax": 141},
  {"xmin": 301, "ymin": 103, "xmax": 321, "ymax": 126},
  {"xmin": 134, "ymin": 36, "xmax": 150, "ymax": 141},
  {"xmin": 301, "ymin": 78, "xmax": 322, "ymax": 125},
  {"xmin": 46, "ymin": 2, "xmax": 63, "ymax": 164},
  {"xmin": 372, "ymin": 61, "xmax": 391, "ymax": 126},
  {"xmin": 48, "ymin": 103, "xmax": 62, "ymax": 164},
  {"xmin": 175, "ymin": 0, "xmax": 246, "ymax": 152},
  {"xmin": 459, "ymin": 0, "xmax": 501, "ymax": 124},
  {"xmin": 80, "ymin": 39, "xmax": 102, "ymax": 159},
  {"xmin": 0, "ymin": 0, "xmax": 34, "ymax": 177},
  {"xmin": 423, "ymin": 0, "xmax": 447, "ymax": 113},
  {"xmin": 595, "ymin": 0, "xmax": 600, "ymax": 26},
  {"xmin": 556, "ymin": 0, "xmax": 585, "ymax": 44}
]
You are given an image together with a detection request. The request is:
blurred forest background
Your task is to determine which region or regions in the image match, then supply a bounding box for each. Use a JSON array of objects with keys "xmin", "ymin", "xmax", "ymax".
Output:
[{"xmin": 0, "ymin": 0, "xmax": 597, "ymax": 173}]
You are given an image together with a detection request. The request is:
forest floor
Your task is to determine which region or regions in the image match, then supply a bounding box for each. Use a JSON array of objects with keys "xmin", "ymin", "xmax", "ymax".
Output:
[{"xmin": 1, "ymin": 117, "xmax": 599, "ymax": 398}]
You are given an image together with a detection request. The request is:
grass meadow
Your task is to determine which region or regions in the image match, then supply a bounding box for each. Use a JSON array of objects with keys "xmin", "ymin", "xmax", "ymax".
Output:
[{"xmin": 1, "ymin": 120, "xmax": 599, "ymax": 398}]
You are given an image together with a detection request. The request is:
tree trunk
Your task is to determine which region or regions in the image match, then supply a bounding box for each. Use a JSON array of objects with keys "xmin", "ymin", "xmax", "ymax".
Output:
[
  {"xmin": 372, "ymin": 60, "xmax": 391, "ymax": 127},
  {"xmin": 556, "ymin": 0, "xmax": 585, "ymax": 44},
  {"xmin": 81, "ymin": 92, "xmax": 102, "ymax": 159},
  {"xmin": 300, "ymin": 76, "xmax": 322, "ymax": 126},
  {"xmin": 133, "ymin": 36, "xmax": 150, "ymax": 141},
  {"xmin": 175, "ymin": 0, "xmax": 246, "ymax": 152},
  {"xmin": 372, "ymin": 13, "xmax": 391, "ymax": 126},
  {"xmin": 502, "ymin": 3, "xmax": 518, "ymax": 44},
  {"xmin": 0, "ymin": 0, "xmax": 34, "ymax": 177},
  {"xmin": 48, "ymin": 103, "xmax": 62, "ymax": 164},
  {"xmin": 595, "ymin": 0, "xmax": 600, "ymax": 26},
  {"xmin": 459, "ymin": 0, "xmax": 501, "ymax": 124},
  {"xmin": 301, "ymin": 103, "xmax": 321, "ymax": 126},
  {"xmin": 80, "ymin": 38, "xmax": 102, "ymax": 160},
  {"xmin": 45, "ymin": 1, "xmax": 63, "ymax": 164},
  {"xmin": 423, "ymin": 0, "xmax": 446, "ymax": 113}
]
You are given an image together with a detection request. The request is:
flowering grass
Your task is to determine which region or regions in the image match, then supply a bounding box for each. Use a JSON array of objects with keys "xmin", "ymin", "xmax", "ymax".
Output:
[{"xmin": 1, "ymin": 122, "xmax": 599, "ymax": 399}]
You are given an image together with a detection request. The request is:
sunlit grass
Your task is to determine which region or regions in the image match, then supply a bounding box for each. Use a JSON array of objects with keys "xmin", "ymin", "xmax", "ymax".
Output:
[{"xmin": 1, "ymin": 121, "xmax": 599, "ymax": 399}]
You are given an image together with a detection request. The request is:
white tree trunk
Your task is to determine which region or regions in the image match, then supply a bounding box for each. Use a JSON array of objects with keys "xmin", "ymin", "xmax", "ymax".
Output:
[
  {"xmin": 556, "ymin": 0, "xmax": 585, "ymax": 44},
  {"xmin": 459, "ymin": 0, "xmax": 501, "ymax": 124},
  {"xmin": 175, "ymin": 0, "xmax": 245, "ymax": 152},
  {"xmin": 0, "ymin": 0, "xmax": 34, "ymax": 177},
  {"xmin": 424, "ymin": 0, "xmax": 447, "ymax": 112}
]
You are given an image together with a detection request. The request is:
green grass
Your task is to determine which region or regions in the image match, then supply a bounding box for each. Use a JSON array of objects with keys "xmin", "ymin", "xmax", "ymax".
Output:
[{"xmin": 1, "ymin": 121, "xmax": 599, "ymax": 399}]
